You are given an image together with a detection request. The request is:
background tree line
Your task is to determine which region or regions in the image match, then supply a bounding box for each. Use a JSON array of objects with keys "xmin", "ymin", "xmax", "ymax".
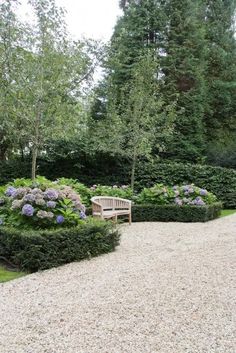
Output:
[
  {"xmin": 0, "ymin": 0, "xmax": 236, "ymax": 185},
  {"xmin": 91, "ymin": 0, "xmax": 236, "ymax": 164}
]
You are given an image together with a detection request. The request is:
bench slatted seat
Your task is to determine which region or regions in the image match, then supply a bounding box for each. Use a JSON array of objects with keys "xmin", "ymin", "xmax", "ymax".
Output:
[{"xmin": 91, "ymin": 196, "xmax": 132, "ymax": 225}]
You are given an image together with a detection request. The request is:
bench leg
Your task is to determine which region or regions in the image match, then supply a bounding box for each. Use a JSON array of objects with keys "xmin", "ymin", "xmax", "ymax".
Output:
[{"xmin": 129, "ymin": 213, "xmax": 132, "ymax": 225}]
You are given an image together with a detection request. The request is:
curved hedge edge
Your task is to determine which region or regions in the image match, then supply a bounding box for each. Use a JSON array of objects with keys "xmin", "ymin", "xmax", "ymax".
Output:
[
  {"xmin": 131, "ymin": 202, "xmax": 222, "ymax": 222},
  {"xmin": 0, "ymin": 220, "xmax": 120, "ymax": 272}
]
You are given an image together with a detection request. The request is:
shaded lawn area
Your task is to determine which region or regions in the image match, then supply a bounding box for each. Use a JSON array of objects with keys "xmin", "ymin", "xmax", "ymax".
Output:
[
  {"xmin": 0, "ymin": 266, "xmax": 26, "ymax": 283},
  {"xmin": 220, "ymin": 209, "xmax": 236, "ymax": 218}
]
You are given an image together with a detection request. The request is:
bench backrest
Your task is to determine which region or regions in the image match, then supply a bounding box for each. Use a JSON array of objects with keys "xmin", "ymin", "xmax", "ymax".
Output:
[{"xmin": 91, "ymin": 197, "xmax": 131, "ymax": 210}]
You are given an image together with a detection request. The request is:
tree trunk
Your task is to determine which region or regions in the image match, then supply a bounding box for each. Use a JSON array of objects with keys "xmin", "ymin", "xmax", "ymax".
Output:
[
  {"xmin": 0, "ymin": 136, "xmax": 9, "ymax": 161},
  {"xmin": 130, "ymin": 148, "xmax": 137, "ymax": 191},
  {"xmin": 31, "ymin": 145, "xmax": 38, "ymax": 180},
  {"xmin": 0, "ymin": 145, "xmax": 8, "ymax": 161},
  {"xmin": 31, "ymin": 110, "xmax": 41, "ymax": 180}
]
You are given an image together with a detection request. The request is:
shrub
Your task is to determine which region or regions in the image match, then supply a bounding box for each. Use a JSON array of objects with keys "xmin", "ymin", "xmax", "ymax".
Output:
[
  {"xmin": 135, "ymin": 161, "xmax": 236, "ymax": 208},
  {"xmin": 55, "ymin": 179, "xmax": 133, "ymax": 206},
  {"xmin": 0, "ymin": 177, "xmax": 86, "ymax": 229},
  {"xmin": 132, "ymin": 203, "xmax": 222, "ymax": 222},
  {"xmin": 89, "ymin": 184, "xmax": 133, "ymax": 200},
  {"xmin": 0, "ymin": 219, "xmax": 120, "ymax": 272},
  {"xmin": 136, "ymin": 183, "xmax": 217, "ymax": 206}
]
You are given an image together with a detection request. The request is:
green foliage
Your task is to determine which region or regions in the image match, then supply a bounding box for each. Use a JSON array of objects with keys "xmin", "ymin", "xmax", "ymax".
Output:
[
  {"xmin": 0, "ymin": 219, "xmax": 120, "ymax": 272},
  {"xmin": 91, "ymin": 0, "xmax": 236, "ymax": 164},
  {"xmin": 132, "ymin": 203, "xmax": 222, "ymax": 223},
  {"xmin": 136, "ymin": 184, "xmax": 217, "ymax": 206},
  {"xmin": 204, "ymin": 0, "xmax": 236, "ymax": 142},
  {"xmin": 90, "ymin": 53, "xmax": 176, "ymax": 189},
  {"xmin": 135, "ymin": 161, "xmax": 236, "ymax": 208},
  {"xmin": 0, "ymin": 0, "xmax": 100, "ymax": 179}
]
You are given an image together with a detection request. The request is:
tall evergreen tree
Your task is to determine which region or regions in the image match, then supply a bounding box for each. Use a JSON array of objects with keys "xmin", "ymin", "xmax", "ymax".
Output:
[
  {"xmin": 204, "ymin": 0, "xmax": 236, "ymax": 145},
  {"xmin": 161, "ymin": 0, "xmax": 208, "ymax": 161},
  {"xmin": 92, "ymin": 0, "xmax": 236, "ymax": 164}
]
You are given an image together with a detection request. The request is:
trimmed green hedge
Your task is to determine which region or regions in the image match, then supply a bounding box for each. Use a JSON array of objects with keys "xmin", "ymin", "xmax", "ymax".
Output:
[
  {"xmin": 131, "ymin": 203, "xmax": 222, "ymax": 222},
  {"xmin": 1, "ymin": 159, "xmax": 236, "ymax": 208},
  {"xmin": 0, "ymin": 220, "xmax": 120, "ymax": 272},
  {"xmin": 135, "ymin": 162, "xmax": 236, "ymax": 208},
  {"xmin": 87, "ymin": 203, "xmax": 222, "ymax": 222}
]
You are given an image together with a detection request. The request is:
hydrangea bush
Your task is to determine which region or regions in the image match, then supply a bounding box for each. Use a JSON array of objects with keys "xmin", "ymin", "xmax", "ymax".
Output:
[
  {"xmin": 89, "ymin": 184, "xmax": 133, "ymax": 200},
  {"xmin": 0, "ymin": 180, "xmax": 86, "ymax": 229},
  {"xmin": 50, "ymin": 178, "xmax": 133, "ymax": 206},
  {"xmin": 137, "ymin": 183, "xmax": 217, "ymax": 206}
]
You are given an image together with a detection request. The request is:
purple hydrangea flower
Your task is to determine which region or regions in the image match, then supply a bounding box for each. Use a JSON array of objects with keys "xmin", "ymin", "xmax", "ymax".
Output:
[
  {"xmin": 80, "ymin": 211, "xmax": 86, "ymax": 220},
  {"xmin": 56, "ymin": 215, "xmax": 65, "ymax": 224},
  {"xmin": 194, "ymin": 197, "xmax": 205, "ymax": 206},
  {"xmin": 47, "ymin": 201, "xmax": 56, "ymax": 208},
  {"xmin": 200, "ymin": 189, "xmax": 208, "ymax": 196},
  {"xmin": 23, "ymin": 193, "xmax": 36, "ymax": 203},
  {"xmin": 44, "ymin": 189, "xmax": 59, "ymax": 200},
  {"xmin": 175, "ymin": 198, "xmax": 183, "ymax": 206},
  {"xmin": 183, "ymin": 185, "xmax": 189, "ymax": 192},
  {"xmin": 5, "ymin": 186, "xmax": 17, "ymax": 197},
  {"xmin": 22, "ymin": 204, "xmax": 34, "ymax": 217}
]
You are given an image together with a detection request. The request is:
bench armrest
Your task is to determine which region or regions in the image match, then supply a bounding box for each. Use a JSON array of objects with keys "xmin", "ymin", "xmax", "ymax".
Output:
[{"xmin": 91, "ymin": 200, "xmax": 103, "ymax": 215}]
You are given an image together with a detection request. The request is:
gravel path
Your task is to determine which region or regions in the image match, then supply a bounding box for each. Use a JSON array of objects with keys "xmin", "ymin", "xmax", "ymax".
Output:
[{"xmin": 0, "ymin": 215, "xmax": 236, "ymax": 353}]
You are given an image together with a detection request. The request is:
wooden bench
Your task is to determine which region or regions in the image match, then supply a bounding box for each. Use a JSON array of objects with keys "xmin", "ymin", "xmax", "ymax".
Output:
[{"xmin": 91, "ymin": 196, "xmax": 132, "ymax": 225}]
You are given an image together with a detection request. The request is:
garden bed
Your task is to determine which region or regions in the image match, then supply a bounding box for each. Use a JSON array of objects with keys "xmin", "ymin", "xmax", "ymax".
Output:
[{"xmin": 0, "ymin": 220, "xmax": 120, "ymax": 272}]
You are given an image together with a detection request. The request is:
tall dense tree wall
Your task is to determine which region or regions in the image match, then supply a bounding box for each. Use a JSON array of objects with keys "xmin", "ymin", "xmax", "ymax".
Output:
[{"xmin": 92, "ymin": 0, "xmax": 236, "ymax": 163}]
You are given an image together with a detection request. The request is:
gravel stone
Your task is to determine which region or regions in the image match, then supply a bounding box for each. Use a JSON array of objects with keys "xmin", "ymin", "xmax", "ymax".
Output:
[{"xmin": 0, "ymin": 215, "xmax": 236, "ymax": 353}]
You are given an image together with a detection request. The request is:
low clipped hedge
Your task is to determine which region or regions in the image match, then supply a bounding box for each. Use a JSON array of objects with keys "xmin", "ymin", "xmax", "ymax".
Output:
[
  {"xmin": 131, "ymin": 203, "xmax": 222, "ymax": 222},
  {"xmin": 0, "ymin": 220, "xmax": 120, "ymax": 272}
]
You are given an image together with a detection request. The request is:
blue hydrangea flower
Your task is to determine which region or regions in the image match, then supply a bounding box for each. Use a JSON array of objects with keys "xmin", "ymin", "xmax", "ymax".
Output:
[
  {"xmin": 200, "ymin": 189, "xmax": 208, "ymax": 196},
  {"xmin": 47, "ymin": 201, "xmax": 56, "ymax": 208},
  {"xmin": 194, "ymin": 197, "xmax": 205, "ymax": 206},
  {"xmin": 22, "ymin": 204, "xmax": 34, "ymax": 217},
  {"xmin": 5, "ymin": 186, "xmax": 17, "ymax": 197},
  {"xmin": 23, "ymin": 193, "xmax": 36, "ymax": 203},
  {"xmin": 44, "ymin": 189, "xmax": 59, "ymax": 200},
  {"xmin": 80, "ymin": 211, "xmax": 86, "ymax": 220},
  {"xmin": 56, "ymin": 215, "xmax": 65, "ymax": 224}
]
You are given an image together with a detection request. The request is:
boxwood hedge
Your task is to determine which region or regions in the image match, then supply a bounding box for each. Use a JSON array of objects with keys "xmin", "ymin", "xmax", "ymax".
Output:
[
  {"xmin": 131, "ymin": 203, "xmax": 222, "ymax": 223},
  {"xmin": 135, "ymin": 162, "xmax": 236, "ymax": 208},
  {"xmin": 0, "ymin": 220, "xmax": 120, "ymax": 272},
  {"xmin": 1, "ymin": 159, "xmax": 236, "ymax": 208}
]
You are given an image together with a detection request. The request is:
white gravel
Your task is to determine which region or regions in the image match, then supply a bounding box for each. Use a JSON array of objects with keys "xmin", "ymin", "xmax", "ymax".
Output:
[{"xmin": 0, "ymin": 215, "xmax": 236, "ymax": 353}]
